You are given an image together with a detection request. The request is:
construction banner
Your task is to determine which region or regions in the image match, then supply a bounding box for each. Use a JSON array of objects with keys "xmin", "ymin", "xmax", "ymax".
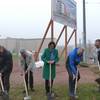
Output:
[{"xmin": 51, "ymin": 0, "xmax": 76, "ymax": 28}]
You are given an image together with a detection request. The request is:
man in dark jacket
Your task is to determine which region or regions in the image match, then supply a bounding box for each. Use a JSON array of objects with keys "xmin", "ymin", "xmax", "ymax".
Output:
[
  {"xmin": 0, "ymin": 45, "xmax": 13, "ymax": 94},
  {"xmin": 94, "ymin": 39, "xmax": 100, "ymax": 91}
]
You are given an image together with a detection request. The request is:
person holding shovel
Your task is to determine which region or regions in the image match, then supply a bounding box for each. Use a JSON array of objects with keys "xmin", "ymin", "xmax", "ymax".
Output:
[
  {"xmin": 20, "ymin": 49, "xmax": 35, "ymax": 92},
  {"xmin": 66, "ymin": 47, "xmax": 84, "ymax": 100},
  {"xmin": 0, "ymin": 45, "xmax": 13, "ymax": 95},
  {"xmin": 41, "ymin": 41, "xmax": 59, "ymax": 96},
  {"xmin": 94, "ymin": 39, "xmax": 100, "ymax": 91},
  {"xmin": 95, "ymin": 39, "xmax": 100, "ymax": 64}
]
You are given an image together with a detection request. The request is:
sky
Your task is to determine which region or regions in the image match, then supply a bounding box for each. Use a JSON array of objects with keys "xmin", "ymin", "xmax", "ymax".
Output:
[{"xmin": 0, "ymin": 0, "xmax": 100, "ymax": 45}]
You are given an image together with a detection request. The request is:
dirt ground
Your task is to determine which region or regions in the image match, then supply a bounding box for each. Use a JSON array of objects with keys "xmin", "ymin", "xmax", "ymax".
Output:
[{"xmin": 10, "ymin": 60, "xmax": 99, "ymax": 87}]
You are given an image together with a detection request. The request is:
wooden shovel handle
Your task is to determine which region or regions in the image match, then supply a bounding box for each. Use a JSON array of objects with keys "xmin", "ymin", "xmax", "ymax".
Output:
[
  {"xmin": 74, "ymin": 69, "xmax": 78, "ymax": 95},
  {"xmin": 23, "ymin": 73, "xmax": 29, "ymax": 97},
  {"xmin": 0, "ymin": 75, "xmax": 5, "ymax": 92},
  {"xmin": 50, "ymin": 64, "xmax": 52, "ymax": 94}
]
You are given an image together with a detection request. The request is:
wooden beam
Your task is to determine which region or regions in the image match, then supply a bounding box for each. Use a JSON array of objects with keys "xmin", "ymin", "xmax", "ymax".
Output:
[
  {"xmin": 35, "ymin": 19, "xmax": 52, "ymax": 61},
  {"xmin": 75, "ymin": 29, "xmax": 77, "ymax": 47},
  {"xmin": 51, "ymin": 20, "xmax": 54, "ymax": 41},
  {"xmin": 55, "ymin": 26, "xmax": 65, "ymax": 46},
  {"xmin": 59, "ymin": 29, "xmax": 75, "ymax": 60},
  {"xmin": 65, "ymin": 26, "xmax": 67, "ymax": 61}
]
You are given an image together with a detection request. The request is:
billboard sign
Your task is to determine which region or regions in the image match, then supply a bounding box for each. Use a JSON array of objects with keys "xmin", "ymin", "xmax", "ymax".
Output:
[{"xmin": 51, "ymin": 0, "xmax": 76, "ymax": 28}]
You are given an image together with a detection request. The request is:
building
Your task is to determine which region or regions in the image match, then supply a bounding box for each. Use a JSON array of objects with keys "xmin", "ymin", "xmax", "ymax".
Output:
[{"xmin": 0, "ymin": 37, "xmax": 55, "ymax": 53}]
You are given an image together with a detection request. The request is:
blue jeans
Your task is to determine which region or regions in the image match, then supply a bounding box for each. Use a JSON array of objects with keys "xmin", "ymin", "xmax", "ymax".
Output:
[
  {"xmin": 68, "ymin": 70, "xmax": 80, "ymax": 97},
  {"xmin": 69, "ymin": 75, "xmax": 76, "ymax": 96},
  {"xmin": 66, "ymin": 59, "xmax": 80, "ymax": 96}
]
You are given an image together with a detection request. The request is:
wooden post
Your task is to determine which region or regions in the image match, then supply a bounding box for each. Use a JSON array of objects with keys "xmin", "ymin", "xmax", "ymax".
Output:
[
  {"xmin": 65, "ymin": 26, "xmax": 67, "ymax": 63},
  {"xmin": 51, "ymin": 20, "xmax": 54, "ymax": 41},
  {"xmin": 75, "ymin": 29, "xmax": 77, "ymax": 47},
  {"xmin": 55, "ymin": 26, "xmax": 65, "ymax": 46},
  {"xmin": 67, "ymin": 29, "xmax": 75, "ymax": 44},
  {"xmin": 35, "ymin": 19, "xmax": 52, "ymax": 61},
  {"xmin": 60, "ymin": 29, "xmax": 75, "ymax": 60}
]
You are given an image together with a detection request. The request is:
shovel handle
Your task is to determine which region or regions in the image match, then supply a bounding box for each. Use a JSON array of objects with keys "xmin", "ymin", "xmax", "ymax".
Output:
[
  {"xmin": 74, "ymin": 69, "xmax": 78, "ymax": 95},
  {"xmin": 98, "ymin": 62, "xmax": 100, "ymax": 71},
  {"xmin": 0, "ymin": 75, "xmax": 5, "ymax": 92},
  {"xmin": 49, "ymin": 64, "xmax": 52, "ymax": 94},
  {"xmin": 23, "ymin": 73, "xmax": 29, "ymax": 97}
]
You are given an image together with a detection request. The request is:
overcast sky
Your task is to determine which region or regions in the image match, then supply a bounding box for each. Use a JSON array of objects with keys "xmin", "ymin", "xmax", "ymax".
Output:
[{"xmin": 0, "ymin": 0, "xmax": 100, "ymax": 45}]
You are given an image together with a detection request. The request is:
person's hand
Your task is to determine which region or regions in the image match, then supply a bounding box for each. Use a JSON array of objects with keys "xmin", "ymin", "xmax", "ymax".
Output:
[
  {"xmin": 47, "ymin": 60, "xmax": 55, "ymax": 64},
  {"xmin": 47, "ymin": 61, "xmax": 50, "ymax": 64},
  {"xmin": 50, "ymin": 60, "xmax": 54, "ymax": 64}
]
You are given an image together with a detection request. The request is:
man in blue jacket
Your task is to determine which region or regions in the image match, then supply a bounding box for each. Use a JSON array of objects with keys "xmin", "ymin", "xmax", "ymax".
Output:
[{"xmin": 66, "ymin": 47, "xmax": 84, "ymax": 100}]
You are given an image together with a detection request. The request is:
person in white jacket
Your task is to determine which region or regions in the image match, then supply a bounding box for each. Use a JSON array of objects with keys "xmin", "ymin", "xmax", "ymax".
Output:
[{"xmin": 20, "ymin": 49, "xmax": 35, "ymax": 92}]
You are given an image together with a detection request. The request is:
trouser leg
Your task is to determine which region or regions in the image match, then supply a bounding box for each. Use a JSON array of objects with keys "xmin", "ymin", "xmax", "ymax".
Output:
[
  {"xmin": 25, "ymin": 72, "xmax": 28, "ymax": 90},
  {"xmin": 45, "ymin": 80, "xmax": 54, "ymax": 94},
  {"xmin": 2, "ymin": 73, "xmax": 11, "ymax": 93},
  {"xmin": 69, "ymin": 76, "xmax": 76, "ymax": 97},
  {"xmin": 45, "ymin": 80, "xmax": 50, "ymax": 94},
  {"xmin": 29, "ymin": 71, "xmax": 33, "ymax": 89}
]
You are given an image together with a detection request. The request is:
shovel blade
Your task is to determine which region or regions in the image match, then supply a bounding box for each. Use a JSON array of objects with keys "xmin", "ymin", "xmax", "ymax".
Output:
[
  {"xmin": 24, "ymin": 96, "xmax": 31, "ymax": 100},
  {"xmin": 47, "ymin": 93, "xmax": 55, "ymax": 100}
]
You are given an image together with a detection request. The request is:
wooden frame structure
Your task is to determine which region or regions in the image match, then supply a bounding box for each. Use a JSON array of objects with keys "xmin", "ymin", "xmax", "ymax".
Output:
[{"xmin": 35, "ymin": 19, "xmax": 77, "ymax": 63}]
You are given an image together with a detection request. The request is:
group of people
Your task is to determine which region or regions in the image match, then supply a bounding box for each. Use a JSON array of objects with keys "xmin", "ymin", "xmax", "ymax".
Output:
[
  {"xmin": 41, "ymin": 42, "xmax": 84, "ymax": 100},
  {"xmin": 0, "ymin": 39, "xmax": 100, "ymax": 100},
  {"xmin": 0, "ymin": 46, "xmax": 35, "ymax": 97}
]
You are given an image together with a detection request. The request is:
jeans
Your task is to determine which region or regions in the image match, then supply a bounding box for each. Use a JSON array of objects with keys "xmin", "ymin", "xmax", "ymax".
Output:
[
  {"xmin": 68, "ymin": 69, "xmax": 80, "ymax": 96},
  {"xmin": 66, "ymin": 58, "xmax": 80, "ymax": 96}
]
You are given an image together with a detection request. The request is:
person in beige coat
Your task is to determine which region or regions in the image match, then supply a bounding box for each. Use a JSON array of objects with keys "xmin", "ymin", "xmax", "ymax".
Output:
[{"xmin": 20, "ymin": 49, "xmax": 35, "ymax": 92}]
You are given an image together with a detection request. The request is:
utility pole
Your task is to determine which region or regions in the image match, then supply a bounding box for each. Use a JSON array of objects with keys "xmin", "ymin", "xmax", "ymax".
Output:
[{"xmin": 83, "ymin": 0, "xmax": 87, "ymax": 62}]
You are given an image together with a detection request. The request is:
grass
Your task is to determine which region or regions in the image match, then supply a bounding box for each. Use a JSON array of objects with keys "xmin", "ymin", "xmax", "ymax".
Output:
[{"xmin": 9, "ymin": 83, "xmax": 100, "ymax": 100}]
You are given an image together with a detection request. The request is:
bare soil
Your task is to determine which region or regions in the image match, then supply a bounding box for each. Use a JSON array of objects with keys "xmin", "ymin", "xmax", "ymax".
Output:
[{"xmin": 10, "ymin": 60, "xmax": 99, "ymax": 87}]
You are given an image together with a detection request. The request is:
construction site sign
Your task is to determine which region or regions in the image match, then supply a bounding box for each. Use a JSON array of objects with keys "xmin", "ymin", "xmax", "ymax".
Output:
[{"xmin": 51, "ymin": 0, "xmax": 76, "ymax": 28}]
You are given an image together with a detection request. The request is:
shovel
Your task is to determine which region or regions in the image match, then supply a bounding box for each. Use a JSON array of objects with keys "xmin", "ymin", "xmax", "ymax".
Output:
[
  {"xmin": 0, "ymin": 75, "xmax": 9, "ymax": 100},
  {"xmin": 23, "ymin": 73, "xmax": 31, "ymax": 100},
  {"xmin": 74, "ymin": 69, "xmax": 79, "ymax": 100},
  {"xmin": 47, "ymin": 64, "xmax": 54, "ymax": 100},
  {"xmin": 98, "ymin": 61, "xmax": 100, "ymax": 71}
]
